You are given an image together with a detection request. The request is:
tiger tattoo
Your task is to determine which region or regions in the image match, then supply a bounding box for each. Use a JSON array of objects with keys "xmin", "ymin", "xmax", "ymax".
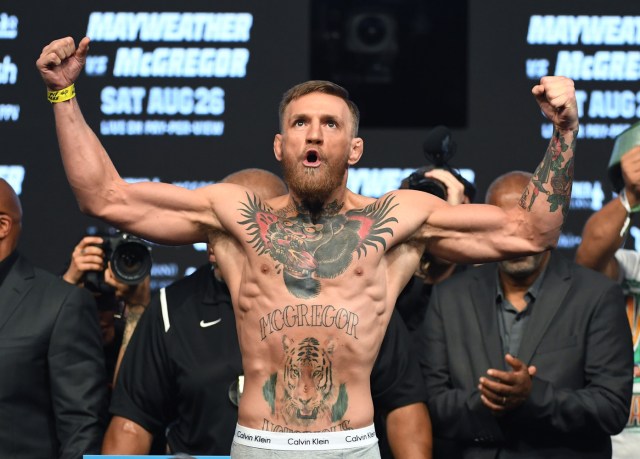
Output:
[{"xmin": 263, "ymin": 336, "xmax": 348, "ymax": 428}]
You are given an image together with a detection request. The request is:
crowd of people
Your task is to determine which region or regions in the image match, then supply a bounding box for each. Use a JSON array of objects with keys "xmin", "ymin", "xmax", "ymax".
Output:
[{"xmin": 0, "ymin": 33, "xmax": 638, "ymax": 458}]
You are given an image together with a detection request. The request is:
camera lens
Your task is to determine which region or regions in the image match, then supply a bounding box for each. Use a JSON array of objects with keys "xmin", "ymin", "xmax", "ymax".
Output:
[{"xmin": 110, "ymin": 241, "xmax": 152, "ymax": 285}]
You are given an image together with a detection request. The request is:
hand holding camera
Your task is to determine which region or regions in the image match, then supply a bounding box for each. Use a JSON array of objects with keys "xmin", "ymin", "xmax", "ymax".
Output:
[
  {"xmin": 79, "ymin": 231, "xmax": 153, "ymax": 292},
  {"xmin": 406, "ymin": 125, "xmax": 476, "ymax": 203},
  {"xmin": 421, "ymin": 169, "xmax": 469, "ymax": 206},
  {"xmin": 62, "ymin": 236, "xmax": 106, "ymax": 285}
]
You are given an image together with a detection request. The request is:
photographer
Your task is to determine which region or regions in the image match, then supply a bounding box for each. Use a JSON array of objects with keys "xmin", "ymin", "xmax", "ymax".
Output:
[
  {"xmin": 400, "ymin": 167, "xmax": 472, "ymax": 289},
  {"xmin": 375, "ymin": 167, "xmax": 474, "ymax": 459},
  {"xmin": 105, "ymin": 259, "xmax": 150, "ymax": 385},
  {"xmin": 63, "ymin": 234, "xmax": 151, "ymax": 387},
  {"xmin": 395, "ymin": 127, "xmax": 476, "ymax": 335}
]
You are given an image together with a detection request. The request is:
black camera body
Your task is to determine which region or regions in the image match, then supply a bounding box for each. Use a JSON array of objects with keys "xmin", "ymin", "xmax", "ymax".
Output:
[
  {"xmin": 84, "ymin": 232, "xmax": 153, "ymax": 294},
  {"xmin": 408, "ymin": 166, "xmax": 448, "ymax": 200},
  {"xmin": 407, "ymin": 125, "xmax": 476, "ymax": 202},
  {"xmin": 408, "ymin": 166, "xmax": 476, "ymax": 202}
]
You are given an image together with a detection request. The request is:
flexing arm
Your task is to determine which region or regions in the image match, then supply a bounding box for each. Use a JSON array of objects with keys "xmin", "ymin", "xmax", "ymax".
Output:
[
  {"xmin": 102, "ymin": 416, "xmax": 153, "ymax": 454},
  {"xmin": 405, "ymin": 76, "xmax": 578, "ymax": 264},
  {"xmin": 36, "ymin": 37, "xmax": 227, "ymax": 244},
  {"xmin": 576, "ymin": 146, "xmax": 640, "ymax": 279}
]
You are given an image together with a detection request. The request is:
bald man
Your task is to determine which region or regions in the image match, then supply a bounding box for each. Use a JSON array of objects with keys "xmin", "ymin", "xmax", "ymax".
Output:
[
  {"xmin": 417, "ymin": 171, "xmax": 633, "ymax": 458},
  {"xmin": 0, "ymin": 179, "xmax": 108, "ymax": 458},
  {"xmin": 221, "ymin": 168, "xmax": 288, "ymax": 198}
]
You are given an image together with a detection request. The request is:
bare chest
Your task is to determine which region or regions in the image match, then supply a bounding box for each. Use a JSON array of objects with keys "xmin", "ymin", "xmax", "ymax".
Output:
[{"xmin": 236, "ymin": 199, "xmax": 396, "ymax": 300}]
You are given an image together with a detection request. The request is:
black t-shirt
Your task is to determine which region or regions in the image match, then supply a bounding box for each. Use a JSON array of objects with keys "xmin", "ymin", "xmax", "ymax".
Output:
[
  {"xmin": 111, "ymin": 264, "xmax": 426, "ymax": 456},
  {"xmin": 110, "ymin": 264, "xmax": 242, "ymax": 455},
  {"xmin": 396, "ymin": 268, "xmax": 468, "ymax": 337},
  {"xmin": 372, "ymin": 308, "xmax": 426, "ymax": 410},
  {"xmin": 395, "ymin": 275, "xmax": 435, "ymax": 335},
  {"xmin": 372, "ymin": 304, "xmax": 427, "ymax": 459}
]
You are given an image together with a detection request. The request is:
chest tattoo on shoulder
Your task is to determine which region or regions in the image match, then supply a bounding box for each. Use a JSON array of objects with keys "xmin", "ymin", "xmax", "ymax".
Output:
[{"xmin": 237, "ymin": 193, "xmax": 398, "ymax": 298}]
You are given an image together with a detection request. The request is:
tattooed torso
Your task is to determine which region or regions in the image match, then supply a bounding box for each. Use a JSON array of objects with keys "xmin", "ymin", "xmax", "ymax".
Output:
[
  {"xmin": 209, "ymin": 130, "xmax": 575, "ymax": 431},
  {"xmin": 212, "ymin": 191, "xmax": 419, "ymax": 433}
]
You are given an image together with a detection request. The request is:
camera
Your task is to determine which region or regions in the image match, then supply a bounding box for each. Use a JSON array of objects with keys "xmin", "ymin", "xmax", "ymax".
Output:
[
  {"xmin": 84, "ymin": 232, "xmax": 153, "ymax": 294},
  {"xmin": 406, "ymin": 125, "xmax": 476, "ymax": 202}
]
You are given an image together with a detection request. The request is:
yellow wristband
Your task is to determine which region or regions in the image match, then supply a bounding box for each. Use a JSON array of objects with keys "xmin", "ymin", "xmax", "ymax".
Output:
[{"xmin": 47, "ymin": 84, "xmax": 76, "ymax": 103}]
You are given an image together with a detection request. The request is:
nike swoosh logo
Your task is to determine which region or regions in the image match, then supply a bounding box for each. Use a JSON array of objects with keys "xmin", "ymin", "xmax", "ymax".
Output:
[{"xmin": 200, "ymin": 318, "xmax": 222, "ymax": 328}]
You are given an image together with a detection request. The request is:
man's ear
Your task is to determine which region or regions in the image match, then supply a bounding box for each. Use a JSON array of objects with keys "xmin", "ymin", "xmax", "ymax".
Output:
[
  {"xmin": 0, "ymin": 215, "xmax": 12, "ymax": 239},
  {"xmin": 348, "ymin": 137, "xmax": 364, "ymax": 165},
  {"xmin": 273, "ymin": 134, "xmax": 283, "ymax": 161}
]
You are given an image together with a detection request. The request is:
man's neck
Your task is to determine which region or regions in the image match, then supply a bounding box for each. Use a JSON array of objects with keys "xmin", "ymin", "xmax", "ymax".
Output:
[
  {"xmin": 283, "ymin": 193, "xmax": 347, "ymax": 221},
  {"xmin": 498, "ymin": 253, "xmax": 550, "ymax": 310},
  {"xmin": 499, "ymin": 278, "xmax": 532, "ymax": 311}
]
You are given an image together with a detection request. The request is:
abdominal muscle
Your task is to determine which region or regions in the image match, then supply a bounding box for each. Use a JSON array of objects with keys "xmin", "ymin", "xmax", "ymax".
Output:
[{"xmin": 232, "ymin": 279, "xmax": 389, "ymax": 434}]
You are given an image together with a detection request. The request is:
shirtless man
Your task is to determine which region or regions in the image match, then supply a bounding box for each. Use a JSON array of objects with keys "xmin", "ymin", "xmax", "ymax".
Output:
[{"xmin": 37, "ymin": 36, "xmax": 578, "ymax": 458}]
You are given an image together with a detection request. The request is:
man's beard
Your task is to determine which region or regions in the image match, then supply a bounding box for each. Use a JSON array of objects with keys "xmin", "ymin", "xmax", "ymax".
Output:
[
  {"xmin": 498, "ymin": 252, "xmax": 547, "ymax": 279},
  {"xmin": 281, "ymin": 153, "xmax": 348, "ymax": 208}
]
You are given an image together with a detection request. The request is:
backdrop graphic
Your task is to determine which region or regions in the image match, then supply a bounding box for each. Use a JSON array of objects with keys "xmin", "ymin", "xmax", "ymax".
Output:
[{"xmin": 1, "ymin": 0, "xmax": 638, "ymax": 289}]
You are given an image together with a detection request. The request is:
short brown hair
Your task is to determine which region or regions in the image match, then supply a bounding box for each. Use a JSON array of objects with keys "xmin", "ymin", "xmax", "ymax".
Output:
[{"xmin": 278, "ymin": 80, "xmax": 360, "ymax": 136}]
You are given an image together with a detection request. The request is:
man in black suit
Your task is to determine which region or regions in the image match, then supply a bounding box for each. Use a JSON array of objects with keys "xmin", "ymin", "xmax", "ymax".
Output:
[
  {"xmin": 417, "ymin": 171, "xmax": 634, "ymax": 458},
  {"xmin": 0, "ymin": 179, "xmax": 108, "ymax": 458}
]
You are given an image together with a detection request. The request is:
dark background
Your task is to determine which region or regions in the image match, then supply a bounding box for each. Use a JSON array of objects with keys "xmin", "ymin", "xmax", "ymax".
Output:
[{"xmin": 1, "ymin": 0, "xmax": 637, "ymax": 289}]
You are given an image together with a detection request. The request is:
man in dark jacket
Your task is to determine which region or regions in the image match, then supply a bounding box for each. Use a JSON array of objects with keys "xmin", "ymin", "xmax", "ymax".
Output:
[
  {"xmin": 0, "ymin": 178, "xmax": 108, "ymax": 458},
  {"xmin": 418, "ymin": 171, "xmax": 633, "ymax": 458}
]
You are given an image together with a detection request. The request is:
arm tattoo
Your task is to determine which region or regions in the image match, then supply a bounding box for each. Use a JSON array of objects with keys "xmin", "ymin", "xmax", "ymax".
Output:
[
  {"xmin": 121, "ymin": 308, "xmax": 144, "ymax": 349},
  {"xmin": 238, "ymin": 193, "xmax": 398, "ymax": 298},
  {"xmin": 521, "ymin": 128, "xmax": 577, "ymax": 218}
]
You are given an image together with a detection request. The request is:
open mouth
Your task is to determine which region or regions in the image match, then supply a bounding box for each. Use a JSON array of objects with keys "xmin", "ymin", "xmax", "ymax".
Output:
[{"xmin": 303, "ymin": 150, "xmax": 320, "ymax": 167}]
